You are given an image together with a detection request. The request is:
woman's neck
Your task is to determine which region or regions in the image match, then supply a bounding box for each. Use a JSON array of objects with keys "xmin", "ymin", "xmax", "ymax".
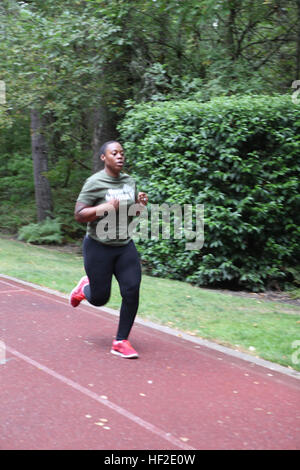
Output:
[{"xmin": 104, "ymin": 167, "xmax": 121, "ymax": 178}]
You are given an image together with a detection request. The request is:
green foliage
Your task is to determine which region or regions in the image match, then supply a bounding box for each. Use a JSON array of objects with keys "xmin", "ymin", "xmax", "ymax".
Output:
[
  {"xmin": 0, "ymin": 201, "xmax": 36, "ymax": 234},
  {"xmin": 52, "ymin": 187, "xmax": 87, "ymax": 242},
  {"xmin": 0, "ymin": 153, "xmax": 34, "ymax": 200},
  {"xmin": 1, "ymin": 0, "xmax": 299, "ymax": 293},
  {"xmin": 119, "ymin": 94, "xmax": 300, "ymax": 291},
  {"xmin": 17, "ymin": 217, "xmax": 63, "ymax": 244}
]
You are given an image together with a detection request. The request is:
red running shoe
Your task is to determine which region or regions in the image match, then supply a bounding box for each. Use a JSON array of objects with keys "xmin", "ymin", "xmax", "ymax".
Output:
[
  {"xmin": 69, "ymin": 276, "xmax": 89, "ymax": 307},
  {"xmin": 111, "ymin": 340, "xmax": 139, "ymax": 359}
]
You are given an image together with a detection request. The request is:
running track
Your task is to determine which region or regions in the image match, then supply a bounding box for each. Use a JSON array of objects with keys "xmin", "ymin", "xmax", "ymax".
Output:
[{"xmin": 0, "ymin": 275, "xmax": 299, "ymax": 450}]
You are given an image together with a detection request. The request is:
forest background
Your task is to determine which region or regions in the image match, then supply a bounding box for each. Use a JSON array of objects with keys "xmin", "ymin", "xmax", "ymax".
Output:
[{"xmin": 0, "ymin": 0, "xmax": 299, "ymax": 293}]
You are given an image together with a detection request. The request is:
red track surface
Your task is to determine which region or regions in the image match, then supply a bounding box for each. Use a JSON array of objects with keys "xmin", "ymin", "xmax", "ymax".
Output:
[{"xmin": 0, "ymin": 275, "xmax": 299, "ymax": 450}]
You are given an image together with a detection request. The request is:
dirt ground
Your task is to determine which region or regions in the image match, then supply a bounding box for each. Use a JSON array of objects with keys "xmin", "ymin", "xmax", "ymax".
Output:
[{"xmin": 212, "ymin": 288, "xmax": 300, "ymax": 307}]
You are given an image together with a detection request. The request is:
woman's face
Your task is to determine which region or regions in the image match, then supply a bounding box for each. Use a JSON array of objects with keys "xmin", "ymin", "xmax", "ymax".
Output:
[{"xmin": 101, "ymin": 142, "xmax": 125, "ymax": 176}]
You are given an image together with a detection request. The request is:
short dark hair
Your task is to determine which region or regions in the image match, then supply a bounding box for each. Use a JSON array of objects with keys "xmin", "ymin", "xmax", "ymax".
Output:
[{"xmin": 99, "ymin": 140, "xmax": 120, "ymax": 158}]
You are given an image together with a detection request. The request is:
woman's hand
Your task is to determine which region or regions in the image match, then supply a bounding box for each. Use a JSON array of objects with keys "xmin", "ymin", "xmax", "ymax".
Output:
[
  {"xmin": 137, "ymin": 192, "xmax": 148, "ymax": 206},
  {"xmin": 107, "ymin": 198, "xmax": 120, "ymax": 210}
]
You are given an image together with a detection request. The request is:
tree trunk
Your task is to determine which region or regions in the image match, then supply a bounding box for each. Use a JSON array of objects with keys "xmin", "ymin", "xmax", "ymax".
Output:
[
  {"xmin": 296, "ymin": 0, "xmax": 300, "ymax": 80},
  {"xmin": 30, "ymin": 108, "xmax": 53, "ymax": 222},
  {"xmin": 226, "ymin": 0, "xmax": 238, "ymax": 62},
  {"xmin": 92, "ymin": 103, "xmax": 118, "ymax": 173}
]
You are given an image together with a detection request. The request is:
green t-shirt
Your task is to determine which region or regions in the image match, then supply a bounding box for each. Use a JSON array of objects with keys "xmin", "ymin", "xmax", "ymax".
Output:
[{"xmin": 77, "ymin": 169, "xmax": 138, "ymax": 246}]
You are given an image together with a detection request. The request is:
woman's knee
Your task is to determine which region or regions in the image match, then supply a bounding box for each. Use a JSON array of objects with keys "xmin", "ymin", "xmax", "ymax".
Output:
[
  {"xmin": 89, "ymin": 293, "xmax": 110, "ymax": 307},
  {"xmin": 88, "ymin": 285, "xmax": 111, "ymax": 307},
  {"xmin": 120, "ymin": 282, "xmax": 140, "ymax": 302}
]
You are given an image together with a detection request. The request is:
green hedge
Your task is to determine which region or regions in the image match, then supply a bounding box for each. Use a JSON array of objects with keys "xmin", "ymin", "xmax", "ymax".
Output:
[{"xmin": 119, "ymin": 95, "xmax": 300, "ymax": 291}]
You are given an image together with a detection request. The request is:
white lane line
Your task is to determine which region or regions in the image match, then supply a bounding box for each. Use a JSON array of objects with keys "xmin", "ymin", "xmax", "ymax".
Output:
[
  {"xmin": 0, "ymin": 280, "xmax": 108, "ymax": 320},
  {"xmin": 6, "ymin": 345, "xmax": 195, "ymax": 451},
  {"xmin": 0, "ymin": 279, "xmax": 25, "ymax": 288},
  {"xmin": 2, "ymin": 274, "xmax": 299, "ymax": 380},
  {"xmin": 0, "ymin": 289, "xmax": 26, "ymax": 294}
]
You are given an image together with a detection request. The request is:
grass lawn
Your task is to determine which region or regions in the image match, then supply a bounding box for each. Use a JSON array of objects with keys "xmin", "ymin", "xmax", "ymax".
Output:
[{"xmin": 0, "ymin": 236, "xmax": 299, "ymax": 371}]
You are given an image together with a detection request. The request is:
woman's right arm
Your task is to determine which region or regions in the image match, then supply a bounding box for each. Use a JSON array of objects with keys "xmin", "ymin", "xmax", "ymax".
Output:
[{"xmin": 74, "ymin": 199, "xmax": 119, "ymax": 223}]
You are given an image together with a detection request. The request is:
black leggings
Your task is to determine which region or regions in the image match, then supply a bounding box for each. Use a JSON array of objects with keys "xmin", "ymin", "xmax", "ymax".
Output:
[{"xmin": 82, "ymin": 235, "xmax": 141, "ymax": 341}]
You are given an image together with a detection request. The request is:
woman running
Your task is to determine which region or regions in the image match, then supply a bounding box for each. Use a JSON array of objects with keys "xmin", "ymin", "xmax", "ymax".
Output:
[{"xmin": 69, "ymin": 141, "xmax": 148, "ymax": 358}]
